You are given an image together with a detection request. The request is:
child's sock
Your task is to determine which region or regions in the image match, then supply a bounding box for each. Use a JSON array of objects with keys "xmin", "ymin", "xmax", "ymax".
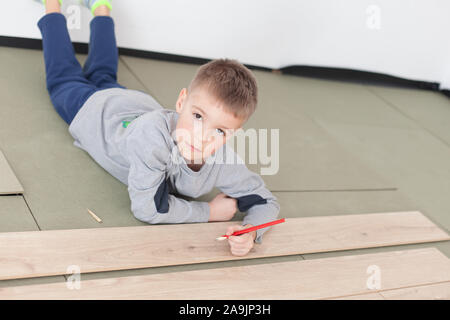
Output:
[
  {"xmin": 81, "ymin": 0, "xmax": 112, "ymax": 15},
  {"xmin": 34, "ymin": 0, "xmax": 63, "ymax": 5}
]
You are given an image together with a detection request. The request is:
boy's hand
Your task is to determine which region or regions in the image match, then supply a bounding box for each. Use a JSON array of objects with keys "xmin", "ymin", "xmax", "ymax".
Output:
[
  {"xmin": 226, "ymin": 224, "xmax": 256, "ymax": 256},
  {"xmin": 208, "ymin": 192, "xmax": 238, "ymax": 222}
]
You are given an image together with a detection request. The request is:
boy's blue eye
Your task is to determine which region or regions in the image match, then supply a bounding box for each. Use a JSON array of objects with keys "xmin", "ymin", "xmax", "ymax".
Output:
[{"xmin": 193, "ymin": 113, "xmax": 225, "ymax": 136}]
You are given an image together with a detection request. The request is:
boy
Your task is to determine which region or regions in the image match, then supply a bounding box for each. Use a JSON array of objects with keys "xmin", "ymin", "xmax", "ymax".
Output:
[{"xmin": 36, "ymin": 0, "xmax": 280, "ymax": 256}]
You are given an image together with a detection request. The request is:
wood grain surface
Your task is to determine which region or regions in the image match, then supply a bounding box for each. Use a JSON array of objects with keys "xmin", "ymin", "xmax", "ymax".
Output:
[
  {"xmin": 0, "ymin": 248, "xmax": 449, "ymax": 299},
  {"xmin": 0, "ymin": 211, "xmax": 448, "ymax": 280}
]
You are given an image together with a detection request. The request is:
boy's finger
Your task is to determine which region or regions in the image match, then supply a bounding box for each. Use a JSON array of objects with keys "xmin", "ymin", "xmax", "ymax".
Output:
[
  {"xmin": 227, "ymin": 237, "xmax": 241, "ymax": 246},
  {"xmin": 230, "ymin": 242, "xmax": 247, "ymax": 250},
  {"xmin": 231, "ymin": 248, "xmax": 248, "ymax": 256},
  {"xmin": 228, "ymin": 236, "xmax": 242, "ymax": 245},
  {"xmin": 228, "ymin": 234, "xmax": 247, "ymax": 244},
  {"xmin": 234, "ymin": 235, "xmax": 247, "ymax": 243},
  {"xmin": 226, "ymin": 225, "xmax": 244, "ymax": 236},
  {"xmin": 226, "ymin": 226, "xmax": 238, "ymax": 236}
]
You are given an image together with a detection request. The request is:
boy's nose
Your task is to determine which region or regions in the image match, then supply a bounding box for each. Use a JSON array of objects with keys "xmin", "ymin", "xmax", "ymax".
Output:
[
  {"xmin": 190, "ymin": 134, "xmax": 203, "ymax": 150},
  {"xmin": 202, "ymin": 130, "xmax": 216, "ymax": 146}
]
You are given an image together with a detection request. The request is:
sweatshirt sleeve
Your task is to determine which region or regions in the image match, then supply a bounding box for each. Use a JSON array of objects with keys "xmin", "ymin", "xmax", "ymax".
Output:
[
  {"xmin": 124, "ymin": 115, "xmax": 210, "ymax": 224},
  {"xmin": 215, "ymin": 146, "xmax": 280, "ymax": 244}
]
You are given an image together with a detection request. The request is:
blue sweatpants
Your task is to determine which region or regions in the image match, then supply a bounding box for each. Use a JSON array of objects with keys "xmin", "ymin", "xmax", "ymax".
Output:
[{"xmin": 37, "ymin": 12, "xmax": 126, "ymax": 125}]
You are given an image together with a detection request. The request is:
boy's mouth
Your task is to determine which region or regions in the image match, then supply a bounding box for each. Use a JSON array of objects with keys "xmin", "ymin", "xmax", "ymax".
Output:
[{"xmin": 188, "ymin": 142, "xmax": 202, "ymax": 152}]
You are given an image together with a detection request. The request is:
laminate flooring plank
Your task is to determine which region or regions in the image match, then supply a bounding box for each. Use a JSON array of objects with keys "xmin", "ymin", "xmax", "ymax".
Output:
[
  {"xmin": 379, "ymin": 281, "xmax": 450, "ymax": 300},
  {"xmin": 330, "ymin": 292, "xmax": 385, "ymax": 300},
  {"xmin": 333, "ymin": 281, "xmax": 450, "ymax": 300},
  {"xmin": 1, "ymin": 248, "xmax": 448, "ymax": 299},
  {"xmin": 0, "ymin": 211, "xmax": 448, "ymax": 281}
]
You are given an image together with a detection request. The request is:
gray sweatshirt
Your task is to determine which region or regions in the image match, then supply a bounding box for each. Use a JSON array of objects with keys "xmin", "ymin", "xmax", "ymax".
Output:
[{"xmin": 68, "ymin": 88, "xmax": 280, "ymax": 243}]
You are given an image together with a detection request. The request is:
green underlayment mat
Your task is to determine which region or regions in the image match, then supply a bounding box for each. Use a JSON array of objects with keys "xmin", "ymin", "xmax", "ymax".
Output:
[
  {"xmin": 0, "ymin": 46, "xmax": 449, "ymax": 289},
  {"xmin": 0, "ymin": 47, "xmax": 401, "ymax": 231},
  {"xmin": 367, "ymin": 84, "xmax": 450, "ymax": 145},
  {"xmin": 120, "ymin": 55, "xmax": 396, "ymax": 191},
  {"xmin": 0, "ymin": 149, "xmax": 23, "ymax": 194},
  {"xmin": 0, "ymin": 196, "xmax": 38, "ymax": 232}
]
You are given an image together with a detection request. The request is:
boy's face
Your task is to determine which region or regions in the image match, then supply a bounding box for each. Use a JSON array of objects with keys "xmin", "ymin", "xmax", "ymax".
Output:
[{"xmin": 175, "ymin": 85, "xmax": 245, "ymax": 164}]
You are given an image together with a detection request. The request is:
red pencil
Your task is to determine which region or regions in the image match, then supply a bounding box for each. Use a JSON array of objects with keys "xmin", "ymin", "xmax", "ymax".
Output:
[{"xmin": 215, "ymin": 218, "xmax": 286, "ymax": 241}]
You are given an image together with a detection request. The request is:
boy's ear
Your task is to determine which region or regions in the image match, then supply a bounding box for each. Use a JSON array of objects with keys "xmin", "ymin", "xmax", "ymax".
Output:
[{"xmin": 176, "ymin": 88, "xmax": 188, "ymax": 113}]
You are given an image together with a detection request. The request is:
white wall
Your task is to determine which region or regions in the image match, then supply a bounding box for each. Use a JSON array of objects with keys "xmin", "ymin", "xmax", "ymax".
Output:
[{"xmin": 2, "ymin": 0, "xmax": 450, "ymax": 89}]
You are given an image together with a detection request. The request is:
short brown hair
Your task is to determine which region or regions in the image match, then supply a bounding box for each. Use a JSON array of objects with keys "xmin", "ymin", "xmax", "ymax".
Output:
[{"xmin": 188, "ymin": 58, "xmax": 258, "ymax": 122}]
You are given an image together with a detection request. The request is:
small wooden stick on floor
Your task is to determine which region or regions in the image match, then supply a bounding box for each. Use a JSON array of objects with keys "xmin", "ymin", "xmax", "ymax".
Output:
[{"xmin": 87, "ymin": 208, "xmax": 102, "ymax": 223}]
